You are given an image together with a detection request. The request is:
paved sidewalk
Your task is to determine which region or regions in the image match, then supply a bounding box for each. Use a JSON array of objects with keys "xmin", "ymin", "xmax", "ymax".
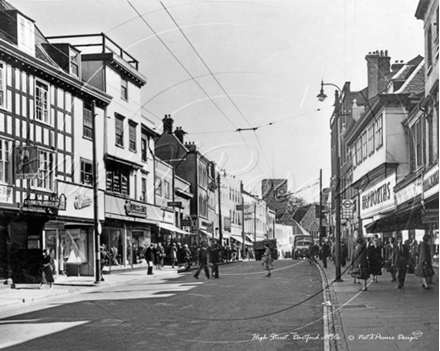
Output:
[
  {"xmin": 320, "ymin": 262, "xmax": 439, "ymax": 351},
  {"xmin": 0, "ymin": 260, "xmax": 243, "ymax": 308}
]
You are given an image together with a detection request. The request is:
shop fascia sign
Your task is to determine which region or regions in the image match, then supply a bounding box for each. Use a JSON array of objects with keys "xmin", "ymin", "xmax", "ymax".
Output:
[
  {"xmin": 423, "ymin": 165, "xmax": 439, "ymax": 199},
  {"xmin": 74, "ymin": 193, "xmax": 93, "ymax": 210},
  {"xmin": 124, "ymin": 200, "xmax": 147, "ymax": 218},
  {"xmin": 360, "ymin": 174, "xmax": 396, "ymax": 218},
  {"xmin": 395, "ymin": 177, "xmax": 423, "ymax": 206},
  {"xmin": 23, "ymin": 193, "xmax": 67, "ymax": 212}
]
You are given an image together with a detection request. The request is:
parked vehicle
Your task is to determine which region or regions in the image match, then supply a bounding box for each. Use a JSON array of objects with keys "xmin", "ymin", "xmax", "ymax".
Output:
[
  {"xmin": 292, "ymin": 234, "xmax": 313, "ymax": 260},
  {"xmin": 253, "ymin": 239, "xmax": 278, "ymax": 261}
]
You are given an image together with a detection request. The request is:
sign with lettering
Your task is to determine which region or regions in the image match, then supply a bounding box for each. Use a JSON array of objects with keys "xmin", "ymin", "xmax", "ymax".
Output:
[
  {"xmin": 124, "ymin": 200, "xmax": 147, "ymax": 218},
  {"xmin": 395, "ymin": 178, "xmax": 423, "ymax": 206},
  {"xmin": 23, "ymin": 193, "xmax": 63, "ymax": 210},
  {"xmin": 422, "ymin": 209, "xmax": 439, "ymax": 224},
  {"xmin": 423, "ymin": 165, "xmax": 439, "ymax": 200},
  {"xmin": 74, "ymin": 193, "xmax": 92, "ymax": 210},
  {"xmin": 341, "ymin": 199, "xmax": 354, "ymax": 219},
  {"xmin": 360, "ymin": 174, "xmax": 396, "ymax": 218}
]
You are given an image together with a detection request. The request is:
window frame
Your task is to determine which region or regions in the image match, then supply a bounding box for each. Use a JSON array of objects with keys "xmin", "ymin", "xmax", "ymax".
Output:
[
  {"xmin": 106, "ymin": 163, "xmax": 130, "ymax": 195},
  {"xmin": 155, "ymin": 176, "xmax": 162, "ymax": 197},
  {"xmin": 35, "ymin": 80, "xmax": 50, "ymax": 125},
  {"xmin": 0, "ymin": 62, "xmax": 5, "ymax": 109},
  {"xmin": 0, "ymin": 139, "xmax": 10, "ymax": 184},
  {"xmin": 375, "ymin": 115, "xmax": 383, "ymax": 150},
  {"xmin": 141, "ymin": 136, "xmax": 148, "ymax": 162},
  {"xmin": 121, "ymin": 77, "xmax": 128, "ymax": 101},
  {"xmin": 128, "ymin": 121, "xmax": 137, "ymax": 152},
  {"xmin": 31, "ymin": 149, "xmax": 54, "ymax": 191},
  {"xmin": 115, "ymin": 114, "xmax": 124, "ymax": 147},
  {"xmin": 80, "ymin": 159, "xmax": 93, "ymax": 186},
  {"xmin": 83, "ymin": 103, "xmax": 93, "ymax": 139}
]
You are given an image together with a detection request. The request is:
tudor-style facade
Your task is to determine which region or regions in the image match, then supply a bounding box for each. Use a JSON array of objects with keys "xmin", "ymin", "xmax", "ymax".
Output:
[{"xmin": 0, "ymin": 2, "xmax": 111, "ymax": 282}]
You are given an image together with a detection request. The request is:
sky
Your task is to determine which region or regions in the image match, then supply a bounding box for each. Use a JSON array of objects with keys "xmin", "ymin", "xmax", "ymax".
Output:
[{"xmin": 10, "ymin": 0, "xmax": 425, "ymax": 202}]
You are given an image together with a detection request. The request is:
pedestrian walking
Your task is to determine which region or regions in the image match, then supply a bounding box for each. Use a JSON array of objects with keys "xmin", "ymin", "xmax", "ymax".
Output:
[
  {"xmin": 340, "ymin": 240, "xmax": 348, "ymax": 267},
  {"xmin": 99, "ymin": 243, "xmax": 107, "ymax": 281},
  {"xmin": 384, "ymin": 237, "xmax": 397, "ymax": 282},
  {"xmin": 350, "ymin": 237, "xmax": 370, "ymax": 291},
  {"xmin": 415, "ymin": 234, "xmax": 435, "ymax": 289},
  {"xmin": 158, "ymin": 242, "xmax": 165, "ymax": 268},
  {"xmin": 170, "ymin": 243, "xmax": 178, "ymax": 268},
  {"xmin": 321, "ymin": 240, "xmax": 330, "ymax": 268},
  {"xmin": 391, "ymin": 235, "xmax": 410, "ymax": 289},
  {"xmin": 262, "ymin": 243, "xmax": 273, "ymax": 277},
  {"xmin": 39, "ymin": 249, "xmax": 54, "ymax": 289},
  {"xmin": 183, "ymin": 244, "xmax": 192, "ymax": 271},
  {"xmin": 154, "ymin": 243, "xmax": 161, "ymax": 270},
  {"xmin": 176, "ymin": 243, "xmax": 184, "ymax": 268},
  {"xmin": 194, "ymin": 241, "xmax": 210, "ymax": 279},
  {"xmin": 145, "ymin": 243, "xmax": 154, "ymax": 275},
  {"xmin": 210, "ymin": 242, "xmax": 220, "ymax": 278},
  {"xmin": 368, "ymin": 237, "xmax": 383, "ymax": 282},
  {"xmin": 405, "ymin": 236, "xmax": 418, "ymax": 274}
]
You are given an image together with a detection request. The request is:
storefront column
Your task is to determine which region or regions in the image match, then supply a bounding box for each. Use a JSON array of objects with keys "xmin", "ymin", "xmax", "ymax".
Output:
[{"xmin": 123, "ymin": 223, "xmax": 127, "ymax": 267}]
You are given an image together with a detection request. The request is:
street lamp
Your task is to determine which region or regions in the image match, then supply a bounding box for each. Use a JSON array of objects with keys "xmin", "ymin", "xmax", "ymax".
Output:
[{"xmin": 317, "ymin": 80, "xmax": 343, "ymax": 283}]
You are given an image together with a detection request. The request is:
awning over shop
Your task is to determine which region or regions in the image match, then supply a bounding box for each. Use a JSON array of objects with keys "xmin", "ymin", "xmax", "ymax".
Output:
[
  {"xmin": 231, "ymin": 235, "xmax": 243, "ymax": 243},
  {"xmin": 157, "ymin": 222, "xmax": 190, "ymax": 235},
  {"xmin": 365, "ymin": 206, "xmax": 424, "ymax": 233},
  {"xmin": 246, "ymin": 234, "xmax": 254, "ymax": 243},
  {"xmin": 199, "ymin": 229, "xmax": 212, "ymax": 238}
]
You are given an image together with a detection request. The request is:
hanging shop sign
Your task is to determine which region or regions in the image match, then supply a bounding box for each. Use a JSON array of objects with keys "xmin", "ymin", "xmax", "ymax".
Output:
[
  {"xmin": 360, "ymin": 174, "xmax": 396, "ymax": 218},
  {"xmin": 423, "ymin": 165, "xmax": 439, "ymax": 200},
  {"xmin": 23, "ymin": 193, "xmax": 66, "ymax": 212},
  {"xmin": 15, "ymin": 146, "xmax": 39, "ymax": 179},
  {"xmin": 0, "ymin": 184, "xmax": 13, "ymax": 204},
  {"xmin": 124, "ymin": 200, "xmax": 147, "ymax": 218}
]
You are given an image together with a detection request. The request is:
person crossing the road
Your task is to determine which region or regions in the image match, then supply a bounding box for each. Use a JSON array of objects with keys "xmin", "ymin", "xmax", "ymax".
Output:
[
  {"xmin": 194, "ymin": 241, "xmax": 210, "ymax": 280},
  {"xmin": 262, "ymin": 243, "xmax": 273, "ymax": 277},
  {"xmin": 209, "ymin": 241, "xmax": 220, "ymax": 278}
]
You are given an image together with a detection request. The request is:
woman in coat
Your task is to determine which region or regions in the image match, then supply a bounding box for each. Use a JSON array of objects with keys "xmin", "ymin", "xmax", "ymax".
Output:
[
  {"xmin": 415, "ymin": 234, "xmax": 435, "ymax": 289},
  {"xmin": 39, "ymin": 249, "xmax": 54, "ymax": 289},
  {"xmin": 368, "ymin": 238, "xmax": 383, "ymax": 282},
  {"xmin": 262, "ymin": 243, "xmax": 273, "ymax": 277},
  {"xmin": 351, "ymin": 237, "xmax": 370, "ymax": 291}
]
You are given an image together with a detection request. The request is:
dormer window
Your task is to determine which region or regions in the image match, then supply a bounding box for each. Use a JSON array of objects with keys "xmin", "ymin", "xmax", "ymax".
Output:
[{"xmin": 17, "ymin": 14, "xmax": 35, "ymax": 56}]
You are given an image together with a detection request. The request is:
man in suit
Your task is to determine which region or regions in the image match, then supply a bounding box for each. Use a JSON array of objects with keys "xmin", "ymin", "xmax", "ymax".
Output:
[
  {"xmin": 321, "ymin": 240, "xmax": 331, "ymax": 268},
  {"xmin": 209, "ymin": 241, "xmax": 220, "ymax": 278},
  {"xmin": 194, "ymin": 241, "xmax": 210, "ymax": 280},
  {"xmin": 391, "ymin": 235, "xmax": 410, "ymax": 289}
]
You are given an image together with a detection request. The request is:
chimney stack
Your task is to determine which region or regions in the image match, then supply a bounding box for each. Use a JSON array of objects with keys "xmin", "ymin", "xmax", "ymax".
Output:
[
  {"xmin": 365, "ymin": 50, "xmax": 391, "ymax": 99},
  {"xmin": 174, "ymin": 126, "xmax": 187, "ymax": 144},
  {"xmin": 391, "ymin": 60, "xmax": 405, "ymax": 73},
  {"xmin": 162, "ymin": 114, "xmax": 173, "ymax": 134}
]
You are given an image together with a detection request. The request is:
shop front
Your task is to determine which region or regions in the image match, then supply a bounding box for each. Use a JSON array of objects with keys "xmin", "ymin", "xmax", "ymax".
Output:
[
  {"xmin": 103, "ymin": 195, "xmax": 156, "ymax": 268},
  {"xmin": 361, "ymin": 173, "xmax": 396, "ymax": 242},
  {"xmin": 44, "ymin": 181, "xmax": 105, "ymax": 277},
  {"xmin": 422, "ymin": 165, "xmax": 439, "ymax": 267}
]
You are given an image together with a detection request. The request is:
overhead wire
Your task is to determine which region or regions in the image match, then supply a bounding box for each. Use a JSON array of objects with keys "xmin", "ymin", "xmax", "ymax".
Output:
[
  {"xmin": 125, "ymin": 0, "xmax": 270, "ymax": 176},
  {"xmin": 159, "ymin": 1, "xmax": 274, "ymax": 176}
]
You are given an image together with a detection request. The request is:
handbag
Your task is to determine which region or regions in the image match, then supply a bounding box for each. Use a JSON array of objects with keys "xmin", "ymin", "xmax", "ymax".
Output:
[
  {"xmin": 422, "ymin": 262, "xmax": 435, "ymax": 277},
  {"xmin": 350, "ymin": 266, "xmax": 361, "ymax": 278}
]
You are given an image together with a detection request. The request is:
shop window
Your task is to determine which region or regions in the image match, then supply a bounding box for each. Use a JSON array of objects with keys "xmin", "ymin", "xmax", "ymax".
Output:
[
  {"xmin": 0, "ymin": 62, "xmax": 5, "ymax": 109},
  {"xmin": 83, "ymin": 104, "xmax": 93, "ymax": 139},
  {"xmin": 0, "ymin": 139, "xmax": 10, "ymax": 184},
  {"xmin": 35, "ymin": 81, "xmax": 50, "ymax": 124},
  {"xmin": 65, "ymin": 229, "xmax": 88, "ymax": 264},
  {"xmin": 106, "ymin": 163, "xmax": 130, "ymax": 195},
  {"xmin": 115, "ymin": 114, "xmax": 124, "ymax": 147},
  {"xmin": 80, "ymin": 159, "xmax": 93, "ymax": 186}
]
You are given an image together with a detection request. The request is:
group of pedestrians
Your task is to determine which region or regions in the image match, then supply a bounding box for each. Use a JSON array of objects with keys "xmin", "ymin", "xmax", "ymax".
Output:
[{"xmin": 348, "ymin": 234, "xmax": 435, "ymax": 291}]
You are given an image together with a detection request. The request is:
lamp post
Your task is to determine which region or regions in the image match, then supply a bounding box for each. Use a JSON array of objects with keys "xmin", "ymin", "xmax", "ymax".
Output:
[{"xmin": 317, "ymin": 80, "xmax": 343, "ymax": 282}]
